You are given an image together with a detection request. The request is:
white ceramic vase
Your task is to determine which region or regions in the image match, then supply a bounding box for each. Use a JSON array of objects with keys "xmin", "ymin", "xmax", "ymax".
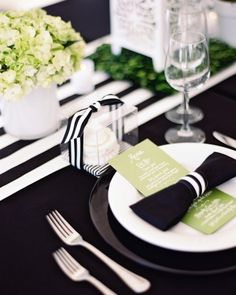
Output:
[
  {"xmin": 215, "ymin": 0, "xmax": 236, "ymax": 48},
  {"xmin": 0, "ymin": 85, "xmax": 60, "ymax": 140}
]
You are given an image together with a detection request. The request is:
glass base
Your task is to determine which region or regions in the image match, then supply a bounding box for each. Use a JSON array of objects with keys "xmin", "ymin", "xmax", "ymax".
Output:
[
  {"xmin": 165, "ymin": 105, "xmax": 204, "ymax": 124},
  {"xmin": 165, "ymin": 126, "xmax": 206, "ymax": 143}
]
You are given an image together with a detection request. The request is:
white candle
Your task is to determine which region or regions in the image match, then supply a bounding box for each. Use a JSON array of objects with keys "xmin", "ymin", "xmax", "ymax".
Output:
[
  {"xmin": 207, "ymin": 10, "xmax": 219, "ymax": 39},
  {"xmin": 71, "ymin": 59, "xmax": 95, "ymax": 94}
]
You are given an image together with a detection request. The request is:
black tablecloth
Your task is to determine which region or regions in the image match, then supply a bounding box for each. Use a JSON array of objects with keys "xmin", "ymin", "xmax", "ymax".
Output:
[
  {"xmin": 0, "ymin": 75, "xmax": 236, "ymax": 295},
  {"xmin": 1, "ymin": 2, "xmax": 236, "ymax": 294}
]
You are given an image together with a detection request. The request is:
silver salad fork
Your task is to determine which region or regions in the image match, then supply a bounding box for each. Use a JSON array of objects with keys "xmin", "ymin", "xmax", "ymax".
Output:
[
  {"xmin": 53, "ymin": 247, "xmax": 117, "ymax": 295},
  {"xmin": 46, "ymin": 210, "xmax": 150, "ymax": 293}
]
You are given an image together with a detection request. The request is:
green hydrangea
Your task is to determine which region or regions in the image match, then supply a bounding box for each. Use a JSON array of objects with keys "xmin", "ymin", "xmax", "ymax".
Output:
[{"xmin": 0, "ymin": 9, "xmax": 85, "ymax": 100}]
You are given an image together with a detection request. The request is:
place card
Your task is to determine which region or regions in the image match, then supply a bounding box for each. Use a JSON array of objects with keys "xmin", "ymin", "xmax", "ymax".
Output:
[
  {"xmin": 109, "ymin": 139, "xmax": 236, "ymax": 234},
  {"xmin": 182, "ymin": 189, "xmax": 236, "ymax": 234},
  {"xmin": 109, "ymin": 139, "xmax": 187, "ymax": 196}
]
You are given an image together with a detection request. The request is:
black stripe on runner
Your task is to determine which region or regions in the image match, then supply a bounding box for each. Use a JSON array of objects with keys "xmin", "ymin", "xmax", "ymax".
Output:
[
  {"xmin": 116, "ymin": 84, "xmax": 138, "ymax": 98},
  {"xmin": 136, "ymin": 92, "xmax": 167, "ymax": 111},
  {"xmin": 59, "ymin": 94, "xmax": 81, "ymax": 106},
  {"xmin": 0, "ymin": 139, "xmax": 36, "ymax": 159},
  {"xmin": 95, "ymin": 77, "xmax": 113, "ymax": 89},
  {"xmin": 0, "ymin": 127, "xmax": 5, "ymax": 136},
  {"xmin": 0, "ymin": 145, "xmax": 60, "ymax": 187},
  {"xmin": 58, "ymin": 79, "xmax": 70, "ymax": 87}
]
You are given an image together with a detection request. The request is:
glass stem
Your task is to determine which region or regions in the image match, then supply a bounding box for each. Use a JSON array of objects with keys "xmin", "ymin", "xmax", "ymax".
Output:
[
  {"xmin": 179, "ymin": 91, "xmax": 192, "ymax": 136},
  {"xmin": 183, "ymin": 91, "xmax": 189, "ymax": 131}
]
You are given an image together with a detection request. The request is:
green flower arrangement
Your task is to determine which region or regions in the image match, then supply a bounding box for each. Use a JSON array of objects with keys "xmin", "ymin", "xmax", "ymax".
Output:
[{"xmin": 0, "ymin": 9, "xmax": 85, "ymax": 101}]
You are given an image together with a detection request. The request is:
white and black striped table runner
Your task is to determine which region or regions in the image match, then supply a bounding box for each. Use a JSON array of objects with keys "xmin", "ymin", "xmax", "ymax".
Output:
[{"xmin": 1, "ymin": 39, "xmax": 236, "ymax": 201}]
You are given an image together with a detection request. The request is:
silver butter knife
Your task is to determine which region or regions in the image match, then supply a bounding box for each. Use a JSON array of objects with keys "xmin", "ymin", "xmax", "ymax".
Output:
[{"xmin": 213, "ymin": 131, "xmax": 236, "ymax": 149}]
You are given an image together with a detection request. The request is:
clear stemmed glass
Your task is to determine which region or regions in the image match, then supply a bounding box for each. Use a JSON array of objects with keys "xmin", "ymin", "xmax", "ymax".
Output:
[
  {"xmin": 165, "ymin": 0, "xmax": 208, "ymax": 124},
  {"xmin": 164, "ymin": 31, "xmax": 210, "ymax": 143}
]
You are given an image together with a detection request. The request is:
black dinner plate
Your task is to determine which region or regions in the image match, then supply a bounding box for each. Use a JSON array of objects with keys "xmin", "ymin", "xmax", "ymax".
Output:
[{"xmin": 89, "ymin": 168, "xmax": 236, "ymax": 275}]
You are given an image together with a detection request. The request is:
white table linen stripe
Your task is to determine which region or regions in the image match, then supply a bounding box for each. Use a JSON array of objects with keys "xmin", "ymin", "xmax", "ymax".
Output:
[
  {"xmin": 0, "ymin": 134, "xmax": 18, "ymax": 150},
  {"xmin": 0, "ymin": 127, "xmax": 66, "ymax": 174},
  {"xmin": 0, "ymin": 156, "xmax": 69, "ymax": 201}
]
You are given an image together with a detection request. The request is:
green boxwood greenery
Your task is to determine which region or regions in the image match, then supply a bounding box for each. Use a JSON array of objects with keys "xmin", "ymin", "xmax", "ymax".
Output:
[{"xmin": 89, "ymin": 39, "xmax": 236, "ymax": 96}]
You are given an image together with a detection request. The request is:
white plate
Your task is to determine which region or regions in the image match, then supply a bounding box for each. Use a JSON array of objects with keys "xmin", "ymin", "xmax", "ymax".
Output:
[{"xmin": 108, "ymin": 143, "xmax": 236, "ymax": 252}]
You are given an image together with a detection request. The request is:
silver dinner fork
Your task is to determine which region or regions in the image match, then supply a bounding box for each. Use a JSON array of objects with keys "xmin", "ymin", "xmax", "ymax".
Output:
[
  {"xmin": 53, "ymin": 247, "xmax": 117, "ymax": 295},
  {"xmin": 46, "ymin": 210, "xmax": 150, "ymax": 293}
]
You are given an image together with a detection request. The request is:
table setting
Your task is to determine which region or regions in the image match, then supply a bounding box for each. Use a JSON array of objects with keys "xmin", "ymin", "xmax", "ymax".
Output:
[{"xmin": 1, "ymin": 1, "xmax": 236, "ymax": 295}]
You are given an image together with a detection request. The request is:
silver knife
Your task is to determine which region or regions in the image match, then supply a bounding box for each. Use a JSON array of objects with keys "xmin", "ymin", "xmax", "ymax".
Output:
[{"xmin": 213, "ymin": 131, "xmax": 236, "ymax": 149}]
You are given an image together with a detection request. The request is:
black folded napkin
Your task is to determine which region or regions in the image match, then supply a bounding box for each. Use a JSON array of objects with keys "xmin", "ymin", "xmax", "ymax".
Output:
[{"xmin": 130, "ymin": 152, "xmax": 236, "ymax": 231}]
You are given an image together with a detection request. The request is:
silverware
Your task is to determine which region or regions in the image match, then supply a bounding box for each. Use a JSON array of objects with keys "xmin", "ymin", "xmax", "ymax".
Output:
[
  {"xmin": 53, "ymin": 248, "xmax": 117, "ymax": 295},
  {"xmin": 47, "ymin": 210, "xmax": 150, "ymax": 293},
  {"xmin": 213, "ymin": 131, "xmax": 236, "ymax": 149}
]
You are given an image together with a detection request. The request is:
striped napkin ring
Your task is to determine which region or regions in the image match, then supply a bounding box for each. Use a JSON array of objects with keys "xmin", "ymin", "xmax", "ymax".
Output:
[{"xmin": 181, "ymin": 172, "xmax": 206, "ymax": 198}]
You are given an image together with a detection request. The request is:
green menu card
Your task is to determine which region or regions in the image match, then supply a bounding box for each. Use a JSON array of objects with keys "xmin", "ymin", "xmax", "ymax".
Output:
[{"xmin": 109, "ymin": 139, "xmax": 236, "ymax": 234}]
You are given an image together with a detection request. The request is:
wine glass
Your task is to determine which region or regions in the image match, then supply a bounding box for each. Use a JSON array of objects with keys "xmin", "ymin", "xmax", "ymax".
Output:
[
  {"xmin": 165, "ymin": 0, "xmax": 208, "ymax": 124},
  {"xmin": 164, "ymin": 31, "xmax": 210, "ymax": 143}
]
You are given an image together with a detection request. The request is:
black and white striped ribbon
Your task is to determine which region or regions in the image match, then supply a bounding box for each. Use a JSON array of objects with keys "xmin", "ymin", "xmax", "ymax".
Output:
[
  {"xmin": 61, "ymin": 94, "xmax": 123, "ymax": 169},
  {"xmin": 181, "ymin": 172, "xmax": 206, "ymax": 198}
]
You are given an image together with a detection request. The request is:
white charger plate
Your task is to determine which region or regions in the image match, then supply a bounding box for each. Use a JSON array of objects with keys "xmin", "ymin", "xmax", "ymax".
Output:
[{"xmin": 108, "ymin": 143, "xmax": 236, "ymax": 253}]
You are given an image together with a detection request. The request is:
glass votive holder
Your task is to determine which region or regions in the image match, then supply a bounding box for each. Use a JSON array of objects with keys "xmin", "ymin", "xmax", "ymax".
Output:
[{"xmin": 60, "ymin": 102, "xmax": 138, "ymax": 177}]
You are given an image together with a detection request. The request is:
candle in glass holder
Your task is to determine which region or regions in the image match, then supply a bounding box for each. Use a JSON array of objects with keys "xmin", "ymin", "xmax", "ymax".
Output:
[
  {"xmin": 71, "ymin": 59, "xmax": 95, "ymax": 94},
  {"xmin": 83, "ymin": 122, "xmax": 120, "ymax": 166}
]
